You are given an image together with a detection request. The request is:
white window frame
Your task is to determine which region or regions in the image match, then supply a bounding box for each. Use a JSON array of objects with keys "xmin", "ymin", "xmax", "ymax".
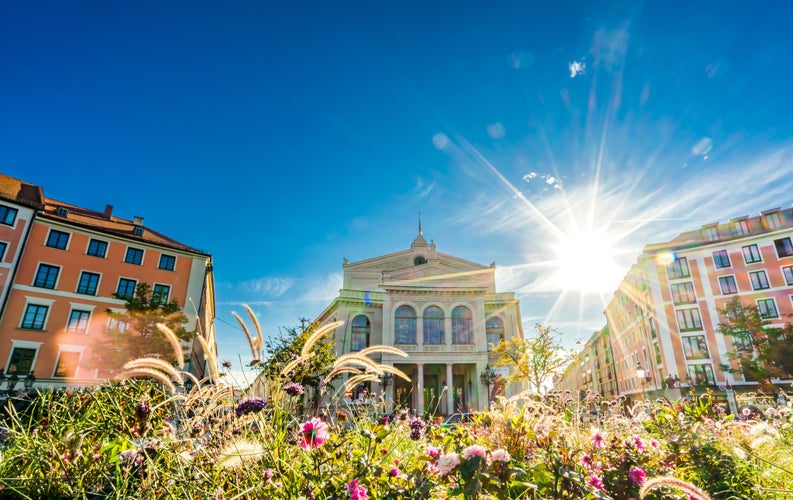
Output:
[
  {"xmin": 756, "ymin": 298, "xmax": 779, "ymax": 319},
  {"xmin": 19, "ymin": 296, "xmax": 55, "ymax": 331},
  {"xmin": 65, "ymin": 303, "xmax": 96, "ymax": 335},
  {"xmin": 51, "ymin": 344, "xmax": 86, "ymax": 379},
  {"xmin": 742, "ymin": 244, "xmax": 762, "ymax": 264},
  {"xmin": 76, "ymin": 270, "xmax": 103, "ymax": 296},
  {"xmin": 4, "ymin": 340, "xmax": 43, "ymax": 374},
  {"xmin": 85, "ymin": 238, "xmax": 109, "ymax": 258},
  {"xmin": 718, "ymin": 275, "xmax": 738, "ymax": 295},
  {"xmin": 749, "ymin": 270, "xmax": 770, "ymax": 290},
  {"xmin": 124, "ymin": 246, "xmax": 145, "ymax": 266},
  {"xmin": 45, "ymin": 228, "xmax": 71, "ymax": 251}
]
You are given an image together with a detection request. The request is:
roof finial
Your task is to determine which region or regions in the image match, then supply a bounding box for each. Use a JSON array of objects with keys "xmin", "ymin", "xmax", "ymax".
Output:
[{"xmin": 418, "ymin": 212, "xmax": 422, "ymax": 235}]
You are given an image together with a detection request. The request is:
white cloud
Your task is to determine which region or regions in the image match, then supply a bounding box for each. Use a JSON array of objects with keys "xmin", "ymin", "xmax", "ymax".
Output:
[
  {"xmin": 487, "ymin": 123, "xmax": 506, "ymax": 139},
  {"xmin": 568, "ymin": 59, "xmax": 586, "ymax": 78},
  {"xmin": 415, "ymin": 176, "xmax": 437, "ymax": 199},
  {"xmin": 590, "ymin": 26, "xmax": 629, "ymax": 72},
  {"xmin": 432, "ymin": 132, "xmax": 449, "ymax": 150},
  {"xmin": 299, "ymin": 272, "xmax": 343, "ymax": 302},
  {"xmin": 236, "ymin": 276, "xmax": 294, "ymax": 298}
]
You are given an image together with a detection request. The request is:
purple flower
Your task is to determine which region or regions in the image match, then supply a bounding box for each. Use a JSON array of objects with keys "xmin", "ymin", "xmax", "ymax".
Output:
[
  {"xmin": 235, "ymin": 397, "xmax": 267, "ymax": 417},
  {"xmin": 119, "ymin": 449, "xmax": 142, "ymax": 466},
  {"xmin": 284, "ymin": 382, "xmax": 305, "ymax": 397},
  {"xmin": 408, "ymin": 417, "xmax": 425, "ymax": 441},
  {"xmin": 629, "ymin": 466, "xmax": 647, "ymax": 484},
  {"xmin": 222, "ymin": 360, "xmax": 232, "ymax": 369},
  {"xmin": 348, "ymin": 479, "xmax": 368, "ymax": 500}
]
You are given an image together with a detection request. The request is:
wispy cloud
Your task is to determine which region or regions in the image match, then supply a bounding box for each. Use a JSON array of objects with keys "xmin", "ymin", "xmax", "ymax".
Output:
[
  {"xmin": 568, "ymin": 59, "xmax": 586, "ymax": 78},
  {"xmin": 414, "ymin": 176, "xmax": 437, "ymax": 199},
  {"xmin": 234, "ymin": 276, "xmax": 294, "ymax": 298},
  {"xmin": 299, "ymin": 272, "xmax": 343, "ymax": 302}
]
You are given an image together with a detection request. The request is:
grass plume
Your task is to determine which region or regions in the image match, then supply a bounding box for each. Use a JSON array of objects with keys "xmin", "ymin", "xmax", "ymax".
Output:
[
  {"xmin": 155, "ymin": 322, "xmax": 185, "ymax": 369},
  {"xmin": 300, "ymin": 320, "xmax": 344, "ymax": 358},
  {"xmin": 639, "ymin": 476, "xmax": 712, "ymax": 500}
]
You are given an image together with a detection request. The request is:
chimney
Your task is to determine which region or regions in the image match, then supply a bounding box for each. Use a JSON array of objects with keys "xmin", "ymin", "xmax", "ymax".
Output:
[
  {"xmin": 103, "ymin": 204, "xmax": 113, "ymax": 218},
  {"xmin": 133, "ymin": 216, "xmax": 144, "ymax": 226}
]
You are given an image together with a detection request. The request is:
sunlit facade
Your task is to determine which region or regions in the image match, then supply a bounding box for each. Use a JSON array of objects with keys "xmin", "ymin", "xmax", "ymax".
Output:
[
  {"xmin": 600, "ymin": 207, "xmax": 793, "ymax": 412},
  {"xmin": 0, "ymin": 173, "xmax": 216, "ymax": 389},
  {"xmin": 313, "ymin": 228, "xmax": 524, "ymax": 416}
]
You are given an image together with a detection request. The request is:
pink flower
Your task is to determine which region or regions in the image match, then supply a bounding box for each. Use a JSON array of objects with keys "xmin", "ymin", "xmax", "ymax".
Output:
[
  {"xmin": 461, "ymin": 444, "xmax": 487, "ymax": 460},
  {"xmin": 649, "ymin": 439, "xmax": 660, "ymax": 450},
  {"xmin": 347, "ymin": 480, "xmax": 368, "ymax": 500},
  {"xmin": 629, "ymin": 466, "xmax": 647, "ymax": 484},
  {"xmin": 436, "ymin": 452, "xmax": 460, "ymax": 476},
  {"xmin": 426, "ymin": 445, "xmax": 442, "ymax": 459},
  {"xmin": 587, "ymin": 473, "xmax": 605, "ymax": 491},
  {"xmin": 389, "ymin": 467, "xmax": 399, "ymax": 477},
  {"xmin": 299, "ymin": 418, "xmax": 329, "ymax": 450},
  {"xmin": 490, "ymin": 449, "xmax": 510, "ymax": 462},
  {"xmin": 579, "ymin": 453, "xmax": 592, "ymax": 468},
  {"xmin": 631, "ymin": 435, "xmax": 646, "ymax": 452},
  {"xmin": 590, "ymin": 430, "xmax": 606, "ymax": 448}
]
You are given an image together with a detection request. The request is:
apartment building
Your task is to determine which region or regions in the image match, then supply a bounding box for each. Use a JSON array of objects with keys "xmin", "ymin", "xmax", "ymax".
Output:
[
  {"xmin": 0, "ymin": 174, "xmax": 215, "ymax": 389},
  {"xmin": 598, "ymin": 206, "xmax": 793, "ymax": 411}
]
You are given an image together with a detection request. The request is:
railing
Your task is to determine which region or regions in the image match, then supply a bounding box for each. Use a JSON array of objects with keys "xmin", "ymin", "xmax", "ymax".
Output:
[{"xmin": 394, "ymin": 343, "xmax": 477, "ymax": 353}]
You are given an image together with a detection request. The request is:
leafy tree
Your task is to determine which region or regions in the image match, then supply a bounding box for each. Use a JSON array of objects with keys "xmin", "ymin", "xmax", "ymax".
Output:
[
  {"xmin": 98, "ymin": 283, "xmax": 190, "ymax": 369},
  {"xmin": 717, "ymin": 296, "xmax": 793, "ymax": 383},
  {"xmin": 492, "ymin": 323, "xmax": 572, "ymax": 394},
  {"xmin": 261, "ymin": 320, "xmax": 336, "ymax": 386}
]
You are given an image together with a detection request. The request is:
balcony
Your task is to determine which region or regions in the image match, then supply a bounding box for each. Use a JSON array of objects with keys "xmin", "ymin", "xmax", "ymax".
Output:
[{"xmin": 395, "ymin": 343, "xmax": 476, "ymax": 353}]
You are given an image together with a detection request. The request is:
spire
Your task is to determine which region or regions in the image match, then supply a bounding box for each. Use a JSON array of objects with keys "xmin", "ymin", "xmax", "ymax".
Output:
[
  {"xmin": 418, "ymin": 212, "xmax": 422, "ymax": 235},
  {"xmin": 411, "ymin": 212, "xmax": 428, "ymax": 249}
]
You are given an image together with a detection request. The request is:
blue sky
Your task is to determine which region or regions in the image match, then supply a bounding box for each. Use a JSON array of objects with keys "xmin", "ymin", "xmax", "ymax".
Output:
[{"xmin": 3, "ymin": 1, "xmax": 793, "ymax": 382}]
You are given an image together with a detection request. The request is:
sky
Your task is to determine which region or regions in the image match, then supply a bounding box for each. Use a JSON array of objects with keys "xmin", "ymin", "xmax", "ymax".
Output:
[{"xmin": 3, "ymin": 1, "xmax": 793, "ymax": 384}]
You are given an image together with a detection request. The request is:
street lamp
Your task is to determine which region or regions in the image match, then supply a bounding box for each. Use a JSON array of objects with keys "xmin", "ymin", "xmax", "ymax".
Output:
[
  {"xmin": 480, "ymin": 364, "xmax": 496, "ymax": 405},
  {"xmin": 635, "ymin": 363, "xmax": 651, "ymax": 400},
  {"xmin": 380, "ymin": 372, "xmax": 393, "ymax": 390}
]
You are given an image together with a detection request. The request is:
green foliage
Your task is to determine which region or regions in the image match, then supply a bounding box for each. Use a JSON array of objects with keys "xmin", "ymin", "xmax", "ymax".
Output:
[
  {"xmin": 717, "ymin": 297, "xmax": 793, "ymax": 383},
  {"xmin": 491, "ymin": 323, "xmax": 572, "ymax": 393},
  {"xmin": 261, "ymin": 321, "xmax": 336, "ymax": 385},
  {"xmin": 100, "ymin": 283, "xmax": 190, "ymax": 367}
]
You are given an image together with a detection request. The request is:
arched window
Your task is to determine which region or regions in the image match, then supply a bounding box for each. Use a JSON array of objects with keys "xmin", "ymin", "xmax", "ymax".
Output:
[
  {"xmin": 423, "ymin": 306, "xmax": 444, "ymax": 344},
  {"xmin": 350, "ymin": 315, "xmax": 370, "ymax": 352},
  {"xmin": 414, "ymin": 256, "xmax": 427, "ymax": 265},
  {"xmin": 451, "ymin": 306, "xmax": 473, "ymax": 344},
  {"xmin": 394, "ymin": 305, "xmax": 417, "ymax": 344},
  {"xmin": 486, "ymin": 316, "xmax": 504, "ymax": 351}
]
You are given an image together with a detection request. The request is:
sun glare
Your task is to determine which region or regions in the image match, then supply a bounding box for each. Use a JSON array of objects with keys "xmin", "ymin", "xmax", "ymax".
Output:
[{"xmin": 552, "ymin": 229, "xmax": 623, "ymax": 294}]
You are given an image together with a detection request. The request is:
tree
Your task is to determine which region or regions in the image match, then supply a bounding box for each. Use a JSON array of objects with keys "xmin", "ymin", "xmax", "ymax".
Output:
[
  {"xmin": 99, "ymin": 283, "xmax": 190, "ymax": 369},
  {"xmin": 717, "ymin": 297, "xmax": 793, "ymax": 383},
  {"xmin": 261, "ymin": 321, "xmax": 336, "ymax": 386},
  {"xmin": 492, "ymin": 323, "xmax": 572, "ymax": 394}
]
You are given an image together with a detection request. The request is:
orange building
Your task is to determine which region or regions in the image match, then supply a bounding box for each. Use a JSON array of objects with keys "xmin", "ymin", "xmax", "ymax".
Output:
[{"xmin": 0, "ymin": 174, "xmax": 215, "ymax": 389}]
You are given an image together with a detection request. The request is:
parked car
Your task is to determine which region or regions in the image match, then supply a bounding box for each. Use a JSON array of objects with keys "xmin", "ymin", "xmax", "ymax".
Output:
[{"xmin": 441, "ymin": 412, "xmax": 474, "ymax": 428}]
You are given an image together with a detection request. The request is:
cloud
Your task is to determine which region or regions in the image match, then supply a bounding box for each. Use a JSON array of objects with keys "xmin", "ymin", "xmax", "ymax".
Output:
[
  {"xmin": 590, "ymin": 26, "xmax": 629, "ymax": 72},
  {"xmin": 235, "ymin": 276, "xmax": 294, "ymax": 298},
  {"xmin": 487, "ymin": 123, "xmax": 506, "ymax": 139},
  {"xmin": 414, "ymin": 176, "xmax": 437, "ymax": 199},
  {"xmin": 299, "ymin": 272, "xmax": 343, "ymax": 302},
  {"xmin": 568, "ymin": 59, "xmax": 586, "ymax": 78}
]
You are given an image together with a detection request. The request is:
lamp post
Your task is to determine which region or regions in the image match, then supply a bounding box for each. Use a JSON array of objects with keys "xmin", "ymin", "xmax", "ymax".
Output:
[
  {"xmin": 23, "ymin": 371, "xmax": 36, "ymax": 391},
  {"xmin": 635, "ymin": 363, "xmax": 651, "ymax": 401},
  {"xmin": 480, "ymin": 364, "xmax": 496, "ymax": 406}
]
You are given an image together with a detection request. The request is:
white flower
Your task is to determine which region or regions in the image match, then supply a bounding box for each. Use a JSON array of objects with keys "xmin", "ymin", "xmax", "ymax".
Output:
[
  {"xmin": 490, "ymin": 448, "xmax": 511, "ymax": 462},
  {"xmin": 436, "ymin": 452, "xmax": 460, "ymax": 476}
]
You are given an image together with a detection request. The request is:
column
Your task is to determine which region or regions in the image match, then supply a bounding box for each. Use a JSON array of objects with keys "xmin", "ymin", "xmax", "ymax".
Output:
[
  {"xmin": 476, "ymin": 360, "xmax": 488, "ymax": 411},
  {"xmin": 446, "ymin": 363, "xmax": 454, "ymax": 415},
  {"xmin": 416, "ymin": 363, "xmax": 424, "ymax": 416}
]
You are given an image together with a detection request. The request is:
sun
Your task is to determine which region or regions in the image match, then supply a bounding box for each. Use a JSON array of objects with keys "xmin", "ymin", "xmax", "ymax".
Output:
[{"xmin": 551, "ymin": 228, "xmax": 623, "ymax": 294}]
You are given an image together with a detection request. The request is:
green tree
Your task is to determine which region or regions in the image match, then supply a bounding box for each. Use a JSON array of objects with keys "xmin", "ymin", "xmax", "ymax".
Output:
[
  {"xmin": 261, "ymin": 320, "xmax": 336, "ymax": 386},
  {"xmin": 100, "ymin": 283, "xmax": 190, "ymax": 369},
  {"xmin": 717, "ymin": 296, "xmax": 793, "ymax": 383},
  {"xmin": 492, "ymin": 323, "xmax": 572, "ymax": 394}
]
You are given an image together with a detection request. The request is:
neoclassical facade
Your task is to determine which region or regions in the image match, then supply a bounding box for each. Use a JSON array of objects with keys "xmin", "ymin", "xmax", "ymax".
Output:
[{"xmin": 314, "ymin": 229, "xmax": 524, "ymax": 415}]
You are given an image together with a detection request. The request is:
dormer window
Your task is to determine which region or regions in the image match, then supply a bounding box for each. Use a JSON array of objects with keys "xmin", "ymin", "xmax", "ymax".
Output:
[{"xmin": 414, "ymin": 256, "xmax": 427, "ymax": 265}]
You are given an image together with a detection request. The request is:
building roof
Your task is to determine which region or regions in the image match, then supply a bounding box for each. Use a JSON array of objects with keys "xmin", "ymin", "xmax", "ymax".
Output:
[
  {"xmin": 0, "ymin": 174, "xmax": 45, "ymax": 208},
  {"xmin": 0, "ymin": 173, "xmax": 208, "ymax": 256},
  {"xmin": 643, "ymin": 206, "xmax": 793, "ymax": 254}
]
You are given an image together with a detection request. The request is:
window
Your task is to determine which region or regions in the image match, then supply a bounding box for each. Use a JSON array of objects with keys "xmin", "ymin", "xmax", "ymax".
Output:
[
  {"xmin": 682, "ymin": 335, "xmax": 709, "ymax": 360},
  {"xmin": 686, "ymin": 364, "xmax": 715, "ymax": 385},
  {"xmin": 152, "ymin": 284, "xmax": 171, "ymax": 304},
  {"xmin": 775, "ymin": 237, "xmax": 793, "ymax": 258},
  {"xmin": 414, "ymin": 256, "xmax": 427, "ymax": 265},
  {"xmin": 0, "ymin": 241, "xmax": 6, "ymax": 262},
  {"xmin": 451, "ymin": 306, "xmax": 473, "ymax": 344},
  {"xmin": 0, "ymin": 205, "xmax": 18, "ymax": 226},
  {"xmin": 87, "ymin": 239, "xmax": 108, "ymax": 258},
  {"xmin": 703, "ymin": 225, "xmax": 719, "ymax": 241},
  {"xmin": 77, "ymin": 272, "xmax": 100, "ymax": 295},
  {"xmin": 53, "ymin": 351, "xmax": 80, "ymax": 378},
  {"xmin": 765, "ymin": 211, "xmax": 782, "ymax": 229},
  {"xmin": 107, "ymin": 317, "xmax": 128, "ymax": 333},
  {"xmin": 666, "ymin": 257, "xmax": 690, "ymax": 279},
  {"xmin": 33, "ymin": 264, "xmax": 59, "ymax": 289},
  {"xmin": 133, "ymin": 226, "xmax": 144, "ymax": 237},
  {"xmin": 21, "ymin": 304, "xmax": 48, "ymax": 330},
  {"xmin": 713, "ymin": 250, "xmax": 731, "ymax": 269},
  {"xmin": 749, "ymin": 270, "xmax": 770, "ymax": 290},
  {"xmin": 116, "ymin": 278, "xmax": 137, "ymax": 299},
  {"xmin": 45, "ymin": 229, "xmax": 70, "ymax": 249},
  {"xmin": 676, "ymin": 308, "xmax": 703, "ymax": 331},
  {"xmin": 423, "ymin": 306, "xmax": 444, "ymax": 344},
  {"xmin": 670, "ymin": 282, "xmax": 696, "ymax": 304},
  {"xmin": 731, "ymin": 331, "xmax": 753, "ymax": 352},
  {"xmin": 66, "ymin": 310, "xmax": 90, "ymax": 334},
  {"xmin": 7, "ymin": 347, "xmax": 36, "ymax": 375},
  {"xmin": 158, "ymin": 254, "xmax": 176, "ymax": 271},
  {"xmin": 757, "ymin": 298, "xmax": 779, "ymax": 319},
  {"xmin": 733, "ymin": 218, "xmax": 749, "ymax": 236},
  {"xmin": 124, "ymin": 247, "xmax": 144, "ymax": 265},
  {"xmin": 394, "ymin": 306, "xmax": 416, "ymax": 344},
  {"xmin": 742, "ymin": 244, "xmax": 762, "ymax": 264},
  {"xmin": 486, "ymin": 316, "xmax": 505, "ymax": 350},
  {"xmin": 784, "ymin": 266, "xmax": 793, "ymax": 286},
  {"xmin": 718, "ymin": 275, "xmax": 738, "ymax": 294},
  {"xmin": 350, "ymin": 315, "xmax": 370, "ymax": 351}
]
